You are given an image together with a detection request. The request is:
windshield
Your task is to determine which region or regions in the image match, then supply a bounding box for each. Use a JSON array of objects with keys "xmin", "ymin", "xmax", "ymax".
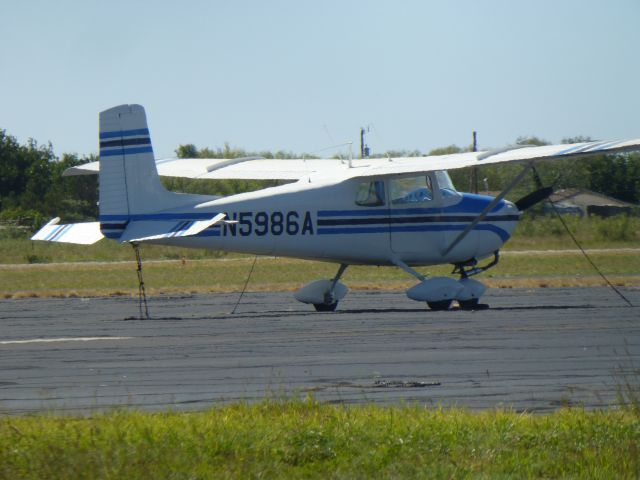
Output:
[
  {"xmin": 435, "ymin": 170, "xmax": 456, "ymax": 191},
  {"xmin": 389, "ymin": 171, "xmax": 459, "ymax": 205}
]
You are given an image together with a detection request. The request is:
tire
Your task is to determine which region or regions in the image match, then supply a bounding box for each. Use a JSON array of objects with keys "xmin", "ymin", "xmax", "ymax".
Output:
[
  {"xmin": 313, "ymin": 302, "xmax": 338, "ymax": 312},
  {"xmin": 427, "ymin": 300, "xmax": 452, "ymax": 311}
]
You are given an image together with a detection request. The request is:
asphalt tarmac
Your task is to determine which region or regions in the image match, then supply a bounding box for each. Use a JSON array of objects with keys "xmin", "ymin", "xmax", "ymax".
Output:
[{"xmin": 1, "ymin": 287, "xmax": 639, "ymax": 414}]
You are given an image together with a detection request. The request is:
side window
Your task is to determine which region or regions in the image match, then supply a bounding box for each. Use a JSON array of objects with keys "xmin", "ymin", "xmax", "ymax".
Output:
[
  {"xmin": 390, "ymin": 175, "xmax": 433, "ymax": 204},
  {"xmin": 355, "ymin": 180, "xmax": 385, "ymax": 206}
]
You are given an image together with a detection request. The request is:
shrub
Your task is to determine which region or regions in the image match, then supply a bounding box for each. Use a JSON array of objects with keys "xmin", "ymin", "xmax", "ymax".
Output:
[{"xmin": 594, "ymin": 215, "xmax": 635, "ymax": 242}]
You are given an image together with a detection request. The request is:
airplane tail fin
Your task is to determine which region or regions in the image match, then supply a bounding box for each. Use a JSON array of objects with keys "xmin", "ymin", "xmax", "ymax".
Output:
[{"xmin": 98, "ymin": 104, "xmax": 204, "ymax": 239}]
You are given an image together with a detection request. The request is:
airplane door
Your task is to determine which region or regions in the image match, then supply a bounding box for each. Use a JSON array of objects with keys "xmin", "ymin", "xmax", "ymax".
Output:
[{"xmin": 388, "ymin": 173, "xmax": 443, "ymax": 257}]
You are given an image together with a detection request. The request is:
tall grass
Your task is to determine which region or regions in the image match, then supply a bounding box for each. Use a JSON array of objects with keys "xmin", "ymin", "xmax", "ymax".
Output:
[
  {"xmin": 0, "ymin": 401, "xmax": 638, "ymax": 479},
  {"xmin": 510, "ymin": 214, "xmax": 640, "ymax": 249},
  {"xmin": 615, "ymin": 352, "xmax": 640, "ymax": 417}
]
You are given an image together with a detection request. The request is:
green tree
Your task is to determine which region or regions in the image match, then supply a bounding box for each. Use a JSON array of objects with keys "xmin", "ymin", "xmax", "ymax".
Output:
[
  {"xmin": 46, "ymin": 153, "xmax": 99, "ymax": 220},
  {"xmin": 587, "ymin": 153, "xmax": 640, "ymax": 203},
  {"xmin": 175, "ymin": 144, "xmax": 198, "ymax": 158},
  {"xmin": 428, "ymin": 145, "xmax": 462, "ymax": 156},
  {"xmin": 0, "ymin": 132, "xmax": 53, "ymax": 208},
  {"xmin": 0, "ymin": 129, "xmax": 26, "ymax": 209},
  {"xmin": 516, "ymin": 136, "xmax": 549, "ymax": 146}
]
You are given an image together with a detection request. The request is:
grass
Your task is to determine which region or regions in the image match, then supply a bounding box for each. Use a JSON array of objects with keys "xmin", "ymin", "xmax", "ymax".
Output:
[
  {"xmin": 1, "ymin": 250, "xmax": 639, "ymax": 298},
  {"xmin": 511, "ymin": 214, "xmax": 640, "ymax": 249},
  {"xmin": 0, "ymin": 236, "xmax": 228, "ymax": 265},
  {"xmin": 0, "ymin": 400, "xmax": 638, "ymax": 479}
]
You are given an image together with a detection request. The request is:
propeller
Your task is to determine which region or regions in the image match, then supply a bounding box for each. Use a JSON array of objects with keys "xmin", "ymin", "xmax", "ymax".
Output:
[
  {"xmin": 514, "ymin": 186, "xmax": 554, "ymax": 212},
  {"xmin": 514, "ymin": 165, "xmax": 556, "ymax": 212}
]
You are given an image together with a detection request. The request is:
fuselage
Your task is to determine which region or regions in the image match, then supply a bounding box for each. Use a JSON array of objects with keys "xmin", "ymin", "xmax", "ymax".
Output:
[{"xmin": 133, "ymin": 171, "xmax": 520, "ymax": 267}]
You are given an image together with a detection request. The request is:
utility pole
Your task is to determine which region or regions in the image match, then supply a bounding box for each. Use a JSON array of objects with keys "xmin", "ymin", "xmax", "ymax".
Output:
[
  {"xmin": 471, "ymin": 131, "xmax": 479, "ymax": 194},
  {"xmin": 360, "ymin": 127, "xmax": 370, "ymax": 158}
]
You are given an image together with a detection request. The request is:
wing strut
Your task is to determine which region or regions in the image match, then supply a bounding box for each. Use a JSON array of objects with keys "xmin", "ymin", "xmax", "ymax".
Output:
[{"xmin": 443, "ymin": 163, "xmax": 533, "ymax": 256}]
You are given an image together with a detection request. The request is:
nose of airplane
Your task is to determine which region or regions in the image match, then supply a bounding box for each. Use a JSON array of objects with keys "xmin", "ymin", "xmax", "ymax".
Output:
[
  {"xmin": 503, "ymin": 199, "xmax": 519, "ymax": 213},
  {"xmin": 499, "ymin": 200, "xmax": 521, "ymax": 223}
]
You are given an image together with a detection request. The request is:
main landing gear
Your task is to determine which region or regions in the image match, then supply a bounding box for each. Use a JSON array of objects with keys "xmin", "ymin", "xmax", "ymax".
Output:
[{"xmin": 294, "ymin": 264, "xmax": 349, "ymax": 312}]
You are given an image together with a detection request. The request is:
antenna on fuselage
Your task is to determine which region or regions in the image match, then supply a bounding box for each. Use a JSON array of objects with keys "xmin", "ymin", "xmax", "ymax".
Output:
[{"xmin": 348, "ymin": 142, "xmax": 353, "ymax": 168}]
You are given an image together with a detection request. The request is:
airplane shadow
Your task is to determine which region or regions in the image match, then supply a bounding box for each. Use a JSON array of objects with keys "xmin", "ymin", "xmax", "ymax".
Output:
[
  {"xmin": 121, "ymin": 303, "xmax": 613, "ymax": 321},
  {"xmin": 337, "ymin": 305, "xmax": 602, "ymax": 315}
]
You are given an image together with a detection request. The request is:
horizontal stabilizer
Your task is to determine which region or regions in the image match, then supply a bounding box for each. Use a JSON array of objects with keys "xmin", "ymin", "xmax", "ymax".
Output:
[
  {"xmin": 123, "ymin": 213, "xmax": 227, "ymax": 243},
  {"xmin": 31, "ymin": 218, "xmax": 104, "ymax": 245}
]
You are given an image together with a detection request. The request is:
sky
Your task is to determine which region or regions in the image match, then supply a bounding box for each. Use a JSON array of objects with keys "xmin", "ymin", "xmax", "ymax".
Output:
[{"xmin": 1, "ymin": 0, "xmax": 639, "ymax": 160}]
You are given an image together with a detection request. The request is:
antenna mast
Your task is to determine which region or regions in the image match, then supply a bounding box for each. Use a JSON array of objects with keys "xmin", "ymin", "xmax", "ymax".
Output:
[
  {"xmin": 360, "ymin": 127, "xmax": 370, "ymax": 158},
  {"xmin": 471, "ymin": 131, "xmax": 479, "ymax": 194}
]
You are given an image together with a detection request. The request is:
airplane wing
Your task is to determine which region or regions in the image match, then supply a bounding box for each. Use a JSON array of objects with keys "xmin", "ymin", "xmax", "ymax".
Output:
[
  {"xmin": 63, "ymin": 156, "xmax": 351, "ymax": 180},
  {"xmin": 358, "ymin": 138, "xmax": 640, "ymax": 177},
  {"xmin": 63, "ymin": 138, "xmax": 640, "ymax": 181}
]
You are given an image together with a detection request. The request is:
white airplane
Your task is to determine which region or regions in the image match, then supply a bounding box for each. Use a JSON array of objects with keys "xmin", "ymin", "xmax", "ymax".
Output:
[{"xmin": 32, "ymin": 104, "xmax": 640, "ymax": 311}]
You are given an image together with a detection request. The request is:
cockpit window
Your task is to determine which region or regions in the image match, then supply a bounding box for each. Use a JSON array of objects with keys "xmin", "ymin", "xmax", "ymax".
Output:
[
  {"xmin": 434, "ymin": 170, "xmax": 460, "ymax": 200},
  {"xmin": 390, "ymin": 175, "xmax": 433, "ymax": 204},
  {"xmin": 355, "ymin": 180, "xmax": 385, "ymax": 206}
]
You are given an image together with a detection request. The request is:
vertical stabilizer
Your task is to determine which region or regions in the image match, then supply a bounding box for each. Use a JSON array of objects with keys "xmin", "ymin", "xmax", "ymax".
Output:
[{"xmin": 98, "ymin": 104, "xmax": 202, "ymax": 239}]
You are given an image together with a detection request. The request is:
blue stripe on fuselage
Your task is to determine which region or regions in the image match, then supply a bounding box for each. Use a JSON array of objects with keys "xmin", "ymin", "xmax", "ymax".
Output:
[
  {"xmin": 317, "ymin": 194, "xmax": 515, "ymax": 241},
  {"xmin": 98, "ymin": 193, "xmax": 515, "ymax": 242},
  {"xmin": 317, "ymin": 224, "xmax": 511, "ymax": 242},
  {"xmin": 100, "ymin": 212, "xmax": 221, "ymax": 222}
]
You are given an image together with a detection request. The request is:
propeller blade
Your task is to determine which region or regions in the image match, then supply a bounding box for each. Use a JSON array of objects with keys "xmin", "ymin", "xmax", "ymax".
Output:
[{"xmin": 515, "ymin": 186, "xmax": 554, "ymax": 211}]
